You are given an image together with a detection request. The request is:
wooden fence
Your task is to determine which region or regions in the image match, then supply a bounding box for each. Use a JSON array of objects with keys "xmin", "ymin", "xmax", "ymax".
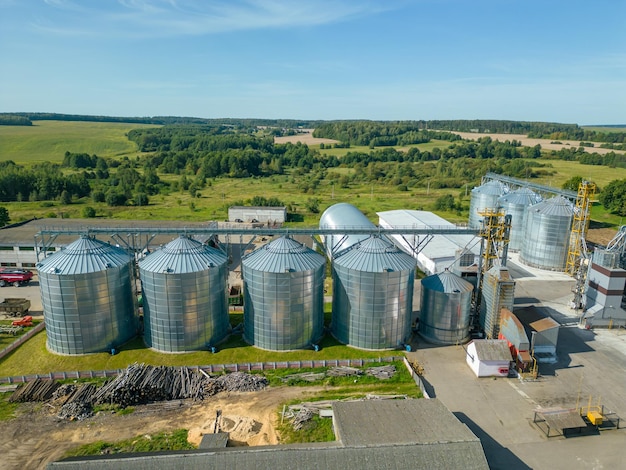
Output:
[{"xmin": 0, "ymin": 356, "xmax": 404, "ymax": 385}]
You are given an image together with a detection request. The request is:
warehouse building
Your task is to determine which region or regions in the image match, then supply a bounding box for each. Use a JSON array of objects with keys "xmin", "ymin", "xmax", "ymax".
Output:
[
  {"xmin": 49, "ymin": 399, "xmax": 489, "ymax": 470},
  {"xmin": 228, "ymin": 206, "xmax": 286, "ymax": 224},
  {"xmin": 377, "ymin": 210, "xmax": 480, "ymax": 276}
]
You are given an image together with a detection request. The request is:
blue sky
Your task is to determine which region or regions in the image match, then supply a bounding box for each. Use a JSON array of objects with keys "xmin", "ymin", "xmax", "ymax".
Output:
[{"xmin": 1, "ymin": 0, "xmax": 625, "ymax": 124}]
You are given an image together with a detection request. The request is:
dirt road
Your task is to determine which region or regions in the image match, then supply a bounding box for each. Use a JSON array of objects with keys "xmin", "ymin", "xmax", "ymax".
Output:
[{"xmin": 0, "ymin": 385, "xmax": 325, "ymax": 470}]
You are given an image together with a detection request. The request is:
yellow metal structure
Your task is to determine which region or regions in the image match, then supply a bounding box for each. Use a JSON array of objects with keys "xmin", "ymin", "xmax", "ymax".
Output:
[
  {"xmin": 477, "ymin": 208, "xmax": 511, "ymax": 274},
  {"xmin": 566, "ymin": 181, "xmax": 596, "ymax": 276}
]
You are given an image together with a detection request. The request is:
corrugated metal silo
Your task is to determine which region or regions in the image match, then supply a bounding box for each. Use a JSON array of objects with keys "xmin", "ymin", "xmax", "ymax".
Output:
[
  {"xmin": 520, "ymin": 196, "xmax": 573, "ymax": 270},
  {"xmin": 242, "ymin": 236, "xmax": 325, "ymax": 350},
  {"xmin": 139, "ymin": 235, "xmax": 229, "ymax": 352},
  {"xmin": 37, "ymin": 236, "xmax": 136, "ymax": 355},
  {"xmin": 498, "ymin": 187, "xmax": 542, "ymax": 251},
  {"xmin": 419, "ymin": 270, "xmax": 473, "ymax": 344},
  {"xmin": 468, "ymin": 180, "xmax": 508, "ymax": 229},
  {"xmin": 480, "ymin": 266, "xmax": 515, "ymax": 339},
  {"xmin": 332, "ymin": 235, "xmax": 416, "ymax": 350},
  {"xmin": 319, "ymin": 203, "xmax": 375, "ymax": 257}
]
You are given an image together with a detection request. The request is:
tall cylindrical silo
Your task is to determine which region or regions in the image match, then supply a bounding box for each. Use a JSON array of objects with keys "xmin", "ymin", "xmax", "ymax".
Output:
[
  {"xmin": 319, "ymin": 203, "xmax": 375, "ymax": 257},
  {"xmin": 242, "ymin": 236, "xmax": 326, "ymax": 350},
  {"xmin": 37, "ymin": 236, "xmax": 136, "ymax": 355},
  {"xmin": 419, "ymin": 270, "xmax": 473, "ymax": 345},
  {"xmin": 139, "ymin": 235, "xmax": 229, "ymax": 352},
  {"xmin": 468, "ymin": 180, "xmax": 508, "ymax": 229},
  {"xmin": 332, "ymin": 235, "xmax": 416, "ymax": 350},
  {"xmin": 520, "ymin": 196, "xmax": 573, "ymax": 271},
  {"xmin": 498, "ymin": 187, "xmax": 542, "ymax": 251}
]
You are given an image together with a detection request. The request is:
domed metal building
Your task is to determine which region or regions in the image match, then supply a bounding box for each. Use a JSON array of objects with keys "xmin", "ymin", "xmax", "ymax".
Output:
[
  {"xmin": 139, "ymin": 235, "xmax": 229, "ymax": 352},
  {"xmin": 242, "ymin": 236, "xmax": 326, "ymax": 351},
  {"xmin": 37, "ymin": 236, "xmax": 136, "ymax": 355},
  {"xmin": 520, "ymin": 196, "xmax": 574, "ymax": 271},
  {"xmin": 319, "ymin": 203, "xmax": 375, "ymax": 257},
  {"xmin": 332, "ymin": 235, "xmax": 416, "ymax": 350},
  {"xmin": 419, "ymin": 270, "xmax": 473, "ymax": 345}
]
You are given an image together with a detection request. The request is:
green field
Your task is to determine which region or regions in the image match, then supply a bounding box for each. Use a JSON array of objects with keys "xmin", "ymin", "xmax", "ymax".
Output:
[
  {"xmin": 581, "ymin": 126, "xmax": 626, "ymax": 133},
  {"xmin": 0, "ymin": 120, "xmax": 158, "ymax": 163},
  {"xmin": 0, "ymin": 329, "xmax": 401, "ymax": 378},
  {"xmin": 315, "ymin": 140, "xmax": 453, "ymax": 157}
]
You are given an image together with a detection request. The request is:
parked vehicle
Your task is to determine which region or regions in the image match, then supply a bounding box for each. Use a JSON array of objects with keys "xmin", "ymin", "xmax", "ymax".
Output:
[
  {"xmin": 12, "ymin": 315, "xmax": 33, "ymax": 327},
  {"xmin": 0, "ymin": 298, "xmax": 31, "ymax": 316},
  {"xmin": 0, "ymin": 269, "xmax": 33, "ymax": 287}
]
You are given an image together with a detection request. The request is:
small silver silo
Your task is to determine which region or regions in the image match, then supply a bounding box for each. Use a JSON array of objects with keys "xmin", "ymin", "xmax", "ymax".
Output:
[
  {"xmin": 498, "ymin": 187, "xmax": 542, "ymax": 252},
  {"xmin": 468, "ymin": 180, "xmax": 508, "ymax": 229},
  {"xmin": 419, "ymin": 270, "xmax": 473, "ymax": 344}
]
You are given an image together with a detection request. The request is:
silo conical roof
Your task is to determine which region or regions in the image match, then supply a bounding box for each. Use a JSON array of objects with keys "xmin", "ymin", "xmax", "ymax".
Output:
[
  {"xmin": 243, "ymin": 236, "xmax": 324, "ymax": 272},
  {"xmin": 139, "ymin": 235, "xmax": 227, "ymax": 273},
  {"xmin": 37, "ymin": 236, "xmax": 131, "ymax": 275},
  {"xmin": 529, "ymin": 195, "xmax": 573, "ymax": 216},
  {"xmin": 498, "ymin": 187, "xmax": 541, "ymax": 206},
  {"xmin": 333, "ymin": 236, "xmax": 416, "ymax": 272},
  {"xmin": 421, "ymin": 270, "xmax": 473, "ymax": 293},
  {"xmin": 471, "ymin": 180, "xmax": 507, "ymax": 195}
]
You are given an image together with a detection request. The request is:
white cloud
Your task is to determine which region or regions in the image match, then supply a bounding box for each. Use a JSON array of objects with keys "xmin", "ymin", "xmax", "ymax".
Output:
[{"xmin": 31, "ymin": 0, "xmax": 399, "ymax": 38}]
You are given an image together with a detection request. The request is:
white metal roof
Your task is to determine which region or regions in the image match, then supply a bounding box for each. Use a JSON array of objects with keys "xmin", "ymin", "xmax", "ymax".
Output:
[{"xmin": 377, "ymin": 210, "xmax": 481, "ymax": 263}]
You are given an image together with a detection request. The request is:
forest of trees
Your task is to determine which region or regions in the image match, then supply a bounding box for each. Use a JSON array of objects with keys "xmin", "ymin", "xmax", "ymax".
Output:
[
  {"xmin": 3, "ymin": 119, "xmax": 626, "ymax": 216},
  {"xmin": 0, "ymin": 115, "xmax": 32, "ymax": 126}
]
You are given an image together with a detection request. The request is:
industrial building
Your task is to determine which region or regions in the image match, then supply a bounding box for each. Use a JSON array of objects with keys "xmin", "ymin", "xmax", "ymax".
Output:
[
  {"xmin": 480, "ymin": 266, "xmax": 515, "ymax": 339},
  {"xmin": 377, "ymin": 210, "xmax": 480, "ymax": 276},
  {"xmin": 139, "ymin": 235, "xmax": 230, "ymax": 353},
  {"xmin": 515, "ymin": 306, "xmax": 560, "ymax": 364},
  {"xmin": 228, "ymin": 206, "xmax": 286, "ymax": 224},
  {"xmin": 37, "ymin": 236, "xmax": 136, "ymax": 355},
  {"xmin": 498, "ymin": 308, "xmax": 531, "ymax": 370},
  {"xmin": 242, "ymin": 236, "xmax": 325, "ymax": 350},
  {"xmin": 465, "ymin": 339, "xmax": 512, "ymax": 377},
  {"xmin": 583, "ymin": 261, "xmax": 626, "ymax": 327},
  {"xmin": 48, "ymin": 399, "xmax": 489, "ymax": 470}
]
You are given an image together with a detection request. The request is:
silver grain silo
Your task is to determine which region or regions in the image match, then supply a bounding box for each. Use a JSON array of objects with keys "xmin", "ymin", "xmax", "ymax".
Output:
[
  {"xmin": 498, "ymin": 187, "xmax": 542, "ymax": 252},
  {"xmin": 468, "ymin": 180, "xmax": 508, "ymax": 229},
  {"xmin": 332, "ymin": 235, "xmax": 416, "ymax": 350},
  {"xmin": 242, "ymin": 236, "xmax": 325, "ymax": 350},
  {"xmin": 37, "ymin": 236, "xmax": 136, "ymax": 355},
  {"xmin": 520, "ymin": 196, "xmax": 573, "ymax": 271},
  {"xmin": 319, "ymin": 203, "xmax": 375, "ymax": 257},
  {"xmin": 139, "ymin": 235, "xmax": 229, "ymax": 352},
  {"xmin": 480, "ymin": 266, "xmax": 515, "ymax": 339},
  {"xmin": 419, "ymin": 270, "xmax": 473, "ymax": 345}
]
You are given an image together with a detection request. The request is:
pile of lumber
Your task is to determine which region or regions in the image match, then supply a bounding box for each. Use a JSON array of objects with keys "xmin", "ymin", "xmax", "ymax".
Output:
[
  {"xmin": 9, "ymin": 379, "xmax": 60, "ymax": 402},
  {"xmin": 9, "ymin": 364, "xmax": 270, "ymax": 419}
]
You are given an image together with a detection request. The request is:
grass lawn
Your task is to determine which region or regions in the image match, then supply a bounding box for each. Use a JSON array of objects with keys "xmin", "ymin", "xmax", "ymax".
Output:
[
  {"xmin": 0, "ymin": 329, "xmax": 402, "ymax": 378},
  {"xmin": 0, "ymin": 120, "xmax": 158, "ymax": 163}
]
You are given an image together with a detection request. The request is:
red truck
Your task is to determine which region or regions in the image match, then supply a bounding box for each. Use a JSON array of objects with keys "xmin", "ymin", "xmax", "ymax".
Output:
[{"xmin": 0, "ymin": 269, "xmax": 33, "ymax": 287}]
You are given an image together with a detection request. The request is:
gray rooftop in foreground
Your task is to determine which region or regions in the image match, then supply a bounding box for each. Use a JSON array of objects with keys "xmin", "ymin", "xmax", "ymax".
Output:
[{"xmin": 48, "ymin": 399, "xmax": 489, "ymax": 470}]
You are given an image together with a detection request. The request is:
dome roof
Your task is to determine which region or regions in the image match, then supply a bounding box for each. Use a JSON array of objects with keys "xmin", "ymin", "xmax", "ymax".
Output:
[
  {"xmin": 498, "ymin": 187, "xmax": 542, "ymax": 206},
  {"xmin": 139, "ymin": 235, "xmax": 227, "ymax": 274},
  {"xmin": 242, "ymin": 236, "xmax": 325, "ymax": 273},
  {"xmin": 37, "ymin": 236, "xmax": 131, "ymax": 275},
  {"xmin": 529, "ymin": 195, "xmax": 573, "ymax": 217},
  {"xmin": 333, "ymin": 235, "xmax": 416, "ymax": 272},
  {"xmin": 471, "ymin": 180, "xmax": 508, "ymax": 195},
  {"xmin": 421, "ymin": 270, "xmax": 473, "ymax": 293}
]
